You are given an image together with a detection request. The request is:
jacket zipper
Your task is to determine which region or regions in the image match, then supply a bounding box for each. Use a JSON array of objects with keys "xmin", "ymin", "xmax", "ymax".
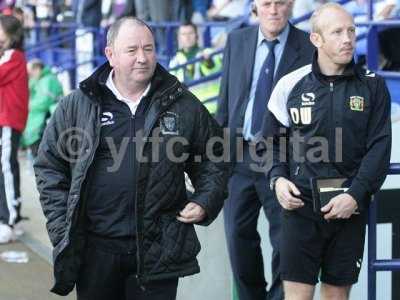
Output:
[
  {"xmin": 130, "ymin": 113, "xmax": 136, "ymax": 250},
  {"xmin": 135, "ymin": 108, "xmax": 160, "ymax": 291},
  {"xmin": 131, "ymin": 112, "xmax": 145, "ymax": 290},
  {"xmin": 135, "ymin": 86, "xmax": 179, "ymax": 288},
  {"xmin": 294, "ymin": 165, "xmax": 300, "ymax": 176}
]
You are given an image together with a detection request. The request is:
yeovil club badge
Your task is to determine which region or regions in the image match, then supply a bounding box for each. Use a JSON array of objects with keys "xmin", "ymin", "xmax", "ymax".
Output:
[
  {"xmin": 160, "ymin": 111, "xmax": 179, "ymax": 135},
  {"xmin": 349, "ymin": 96, "xmax": 364, "ymax": 111}
]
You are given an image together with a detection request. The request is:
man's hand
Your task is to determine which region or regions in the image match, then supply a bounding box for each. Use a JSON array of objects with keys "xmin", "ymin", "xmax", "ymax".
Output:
[
  {"xmin": 275, "ymin": 177, "xmax": 304, "ymax": 210},
  {"xmin": 177, "ymin": 202, "xmax": 206, "ymax": 223},
  {"xmin": 321, "ymin": 193, "xmax": 358, "ymax": 220}
]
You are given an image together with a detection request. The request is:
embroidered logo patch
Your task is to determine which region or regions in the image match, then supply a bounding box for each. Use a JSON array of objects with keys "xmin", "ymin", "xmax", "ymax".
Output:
[
  {"xmin": 301, "ymin": 92, "xmax": 316, "ymax": 106},
  {"xmin": 349, "ymin": 96, "xmax": 364, "ymax": 111},
  {"xmin": 160, "ymin": 111, "xmax": 179, "ymax": 135},
  {"xmin": 101, "ymin": 112, "xmax": 114, "ymax": 126}
]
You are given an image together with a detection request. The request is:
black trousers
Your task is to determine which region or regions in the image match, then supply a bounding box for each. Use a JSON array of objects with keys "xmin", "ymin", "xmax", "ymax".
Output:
[
  {"xmin": 0, "ymin": 127, "xmax": 21, "ymax": 225},
  {"xmin": 76, "ymin": 239, "xmax": 178, "ymax": 300},
  {"xmin": 224, "ymin": 142, "xmax": 283, "ymax": 300}
]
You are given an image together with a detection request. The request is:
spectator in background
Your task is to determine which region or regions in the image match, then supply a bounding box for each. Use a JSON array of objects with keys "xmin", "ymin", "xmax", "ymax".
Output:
[
  {"xmin": 171, "ymin": 0, "xmax": 193, "ymax": 22},
  {"xmin": 377, "ymin": 0, "xmax": 400, "ymax": 70},
  {"xmin": 0, "ymin": 0, "xmax": 16, "ymax": 15},
  {"xmin": 21, "ymin": 59, "xmax": 63, "ymax": 158},
  {"xmin": 191, "ymin": 0, "xmax": 212, "ymax": 23},
  {"xmin": 13, "ymin": 6, "xmax": 36, "ymax": 45},
  {"xmin": 134, "ymin": 0, "xmax": 172, "ymax": 53},
  {"xmin": 344, "ymin": 0, "xmax": 400, "ymax": 70},
  {"xmin": 134, "ymin": 0, "xmax": 150, "ymax": 20},
  {"xmin": 0, "ymin": 15, "xmax": 29, "ymax": 244},
  {"xmin": 120, "ymin": 0, "xmax": 136, "ymax": 17},
  {"xmin": 73, "ymin": 0, "xmax": 102, "ymax": 85},
  {"xmin": 12, "ymin": 6, "xmax": 24, "ymax": 23},
  {"xmin": 170, "ymin": 22, "xmax": 221, "ymax": 81},
  {"xmin": 169, "ymin": 22, "xmax": 222, "ymax": 114},
  {"xmin": 74, "ymin": 0, "xmax": 102, "ymax": 28},
  {"xmin": 292, "ymin": 0, "xmax": 329, "ymax": 31},
  {"xmin": 216, "ymin": 0, "xmax": 314, "ymax": 298},
  {"xmin": 207, "ymin": 0, "xmax": 247, "ymax": 20}
]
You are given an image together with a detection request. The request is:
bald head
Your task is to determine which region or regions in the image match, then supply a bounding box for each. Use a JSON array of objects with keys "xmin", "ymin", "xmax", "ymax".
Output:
[
  {"xmin": 106, "ymin": 17, "xmax": 154, "ymax": 47},
  {"xmin": 309, "ymin": 2, "xmax": 356, "ymax": 74},
  {"xmin": 310, "ymin": 3, "xmax": 353, "ymax": 35}
]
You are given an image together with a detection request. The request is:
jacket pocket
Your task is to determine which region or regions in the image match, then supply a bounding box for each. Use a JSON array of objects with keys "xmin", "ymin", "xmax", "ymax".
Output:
[{"xmin": 159, "ymin": 214, "xmax": 201, "ymax": 265}]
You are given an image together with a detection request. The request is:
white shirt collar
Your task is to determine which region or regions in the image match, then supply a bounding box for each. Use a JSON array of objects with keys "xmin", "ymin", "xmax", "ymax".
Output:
[{"xmin": 106, "ymin": 69, "xmax": 151, "ymax": 114}]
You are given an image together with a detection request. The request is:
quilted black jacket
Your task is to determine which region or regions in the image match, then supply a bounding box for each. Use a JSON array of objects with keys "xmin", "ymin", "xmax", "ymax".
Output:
[{"xmin": 34, "ymin": 63, "xmax": 229, "ymax": 296}]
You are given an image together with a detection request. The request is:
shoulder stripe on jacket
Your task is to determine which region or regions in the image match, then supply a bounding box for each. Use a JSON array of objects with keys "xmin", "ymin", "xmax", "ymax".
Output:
[{"xmin": 268, "ymin": 64, "xmax": 312, "ymax": 127}]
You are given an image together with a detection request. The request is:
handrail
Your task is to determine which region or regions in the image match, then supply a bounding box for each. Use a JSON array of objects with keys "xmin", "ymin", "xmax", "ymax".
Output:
[
  {"xmin": 25, "ymin": 29, "xmax": 76, "ymax": 49},
  {"xmin": 376, "ymin": 71, "xmax": 400, "ymax": 80},
  {"xmin": 185, "ymin": 72, "xmax": 222, "ymax": 88},
  {"xmin": 356, "ymin": 19, "xmax": 400, "ymax": 27},
  {"xmin": 54, "ymin": 56, "xmax": 105, "ymax": 74},
  {"xmin": 27, "ymin": 35, "xmax": 76, "ymax": 54},
  {"xmin": 290, "ymin": 0, "xmax": 352, "ymax": 25},
  {"xmin": 26, "ymin": 17, "xmax": 245, "ymax": 33},
  {"xmin": 27, "ymin": 27, "xmax": 99, "ymax": 54},
  {"xmin": 202, "ymin": 96, "xmax": 219, "ymax": 105},
  {"xmin": 147, "ymin": 16, "xmax": 248, "ymax": 29},
  {"xmin": 168, "ymin": 49, "xmax": 224, "ymax": 72},
  {"xmin": 361, "ymin": 18, "xmax": 400, "ymax": 74},
  {"xmin": 387, "ymin": 163, "xmax": 400, "ymax": 174},
  {"xmin": 368, "ymin": 163, "xmax": 400, "ymax": 300}
]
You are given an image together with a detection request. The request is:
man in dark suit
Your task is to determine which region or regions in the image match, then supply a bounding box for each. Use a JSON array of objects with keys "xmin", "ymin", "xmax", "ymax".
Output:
[{"xmin": 216, "ymin": 1, "xmax": 314, "ymax": 299}]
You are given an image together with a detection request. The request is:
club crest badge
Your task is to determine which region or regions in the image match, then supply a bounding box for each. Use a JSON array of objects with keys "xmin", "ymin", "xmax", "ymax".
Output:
[
  {"xmin": 349, "ymin": 96, "xmax": 364, "ymax": 112},
  {"xmin": 160, "ymin": 111, "xmax": 179, "ymax": 135}
]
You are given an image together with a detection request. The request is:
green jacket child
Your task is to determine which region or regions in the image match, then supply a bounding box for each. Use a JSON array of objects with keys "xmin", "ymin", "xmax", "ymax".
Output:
[{"xmin": 21, "ymin": 65, "xmax": 63, "ymax": 152}]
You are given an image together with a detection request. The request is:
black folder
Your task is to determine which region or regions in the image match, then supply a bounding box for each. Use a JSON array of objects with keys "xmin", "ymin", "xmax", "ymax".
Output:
[{"xmin": 310, "ymin": 177, "xmax": 353, "ymax": 214}]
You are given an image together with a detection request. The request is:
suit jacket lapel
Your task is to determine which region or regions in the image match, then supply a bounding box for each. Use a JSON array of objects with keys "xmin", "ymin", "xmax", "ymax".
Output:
[
  {"xmin": 274, "ymin": 25, "xmax": 300, "ymax": 86},
  {"xmin": 243, "ymin": 26, "xmax": 259, "ymax": 98}
]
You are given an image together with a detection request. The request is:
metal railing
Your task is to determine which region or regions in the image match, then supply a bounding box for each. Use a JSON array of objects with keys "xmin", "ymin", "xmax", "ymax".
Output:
[
  {"xmin": 368, "ymin": 163, "xmax": 400, "ymax": 300},
  {"xmin": 185, "ymin": 71, "xmax": 221, "ymax": 88},
  {"xmin": 290, "ymin": 0, "xmax": 353, "ymax": 25}
]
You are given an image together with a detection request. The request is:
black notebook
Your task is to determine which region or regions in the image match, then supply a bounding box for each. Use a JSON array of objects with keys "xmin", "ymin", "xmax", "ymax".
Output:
[{"xmin": 310, "ymin": 177, "xmax": 353, "ymax": 214}]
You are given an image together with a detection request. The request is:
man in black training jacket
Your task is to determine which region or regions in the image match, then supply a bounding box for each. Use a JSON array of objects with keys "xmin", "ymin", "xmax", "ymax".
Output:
[
  {"xmin": 265, "ymin": 3, "xmax": 391, "ymax": 300},
  {"xmin": 34, "ymin": 17, "xmax": 228, "ymax": 300}
]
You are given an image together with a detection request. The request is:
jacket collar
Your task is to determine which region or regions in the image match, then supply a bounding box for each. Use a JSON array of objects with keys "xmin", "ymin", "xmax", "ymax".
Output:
[
  {"xmin": 311, "ymin": 51, "xmax": 361, "ymax": 84},
  {"xmin": 79, "ymin": 62, "xmax": 184, "ymax": 107}
]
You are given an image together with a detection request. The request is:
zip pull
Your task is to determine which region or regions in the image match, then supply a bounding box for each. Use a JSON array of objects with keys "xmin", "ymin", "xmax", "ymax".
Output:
[
  {"xmin": 294, "ymin": 165, "xmax": 300, "ymax": 176},
  {"xmin": 330, "ymin": 82, "xmax": 334, "ymax": 92}
]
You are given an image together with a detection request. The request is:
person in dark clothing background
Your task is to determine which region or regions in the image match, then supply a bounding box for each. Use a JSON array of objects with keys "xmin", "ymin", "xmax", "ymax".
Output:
[
  {"xmin": 34, "ymin": 17, "xmax": 228, "ymax": 300},
  {"xmin": 216, "ymin": 0, "xmax": 314, "ymax": 299}
]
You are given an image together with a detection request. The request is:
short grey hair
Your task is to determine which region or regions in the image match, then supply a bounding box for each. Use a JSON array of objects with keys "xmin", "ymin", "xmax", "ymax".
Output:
[
  {"xmin": 310, "ymin": 2, "xmax": 350, "ymax": 34},
  {"xmin": 106, "ymin": 17, "xmax": 154, "ymax": 47}
]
